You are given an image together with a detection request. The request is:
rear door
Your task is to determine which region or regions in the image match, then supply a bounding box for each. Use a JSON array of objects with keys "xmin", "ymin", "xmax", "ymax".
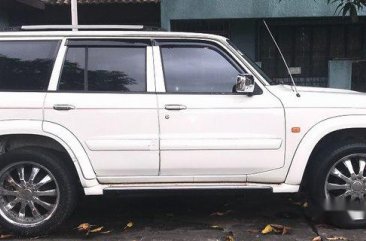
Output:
[{"xmin": 44, "ymin": 39, "xmax": 160, "ymax": 179}]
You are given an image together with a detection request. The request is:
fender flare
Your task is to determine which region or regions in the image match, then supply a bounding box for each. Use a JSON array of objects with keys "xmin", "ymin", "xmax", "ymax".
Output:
[
  {"xmin": 285, "ymin": 115, "xmax": 366, "ymax": 185},
  {"xmin": 0, "ymin": 119, "xmax": 97, "ymax": 188}
]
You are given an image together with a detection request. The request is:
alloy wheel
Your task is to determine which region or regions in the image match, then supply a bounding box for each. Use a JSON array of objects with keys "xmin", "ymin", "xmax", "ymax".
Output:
[
  {"xmin": 0, "ymin": 162, "xmax": 59, "ymax": 227},
  {"xmin": 325, "ymin": 154, "xmax": 366, "ymax": 202}
]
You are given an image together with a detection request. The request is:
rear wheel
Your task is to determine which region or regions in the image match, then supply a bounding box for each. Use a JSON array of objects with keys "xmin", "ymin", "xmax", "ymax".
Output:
[
  {"xmin": 309, "ymin": 142, "xmax": 366, "ymax": 228},
  {"xmin": 0, "ymin": 148, "xmax": 78, "ymax": 236}
]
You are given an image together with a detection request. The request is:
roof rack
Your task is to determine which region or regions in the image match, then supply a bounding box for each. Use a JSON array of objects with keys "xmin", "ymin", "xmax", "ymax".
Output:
[{"xmin": 21, "ymin": 25, "xmax": 146, "ymax": 31}]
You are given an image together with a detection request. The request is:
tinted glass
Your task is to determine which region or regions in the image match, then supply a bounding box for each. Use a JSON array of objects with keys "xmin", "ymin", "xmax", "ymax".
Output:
[
  {"xmin": 59, "ymin": 47, "xmax": 146, "ymax": 92},
  {"xmin": 161, "ymin": 46, "xmax": 241, "ymax": 93},
  {"xmin": 0, "ymin": 41, "xmax": 59, "ymax": 91}
]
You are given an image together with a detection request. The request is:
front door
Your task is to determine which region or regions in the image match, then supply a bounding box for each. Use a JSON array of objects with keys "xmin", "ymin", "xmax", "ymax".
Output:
[
  {"xmin": 155, "ymin": 40, "xmax": 285, "ymax": 177},
  {"xmin": 44, "ymin": 39, "xmax": 160, "ymax": 178}
]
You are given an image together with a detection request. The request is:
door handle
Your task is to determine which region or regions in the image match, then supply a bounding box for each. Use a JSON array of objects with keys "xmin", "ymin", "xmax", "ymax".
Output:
[
  {"xmin": 164, "ymin": 104, "xmax": 187, "ymax": 111},
  {"xmin": 53, "ymin": 104, "xmax": 75, "ymax": 111}
]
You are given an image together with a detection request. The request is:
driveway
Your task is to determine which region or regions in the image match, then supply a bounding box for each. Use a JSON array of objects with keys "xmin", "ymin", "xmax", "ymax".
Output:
[{"xmin": 3, "ymin": 190, "xmax": 366, "ymax": 241}]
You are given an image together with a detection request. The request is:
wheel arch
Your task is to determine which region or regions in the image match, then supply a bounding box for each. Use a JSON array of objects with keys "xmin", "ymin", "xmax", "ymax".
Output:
[
  {"xmin": 0, "ymin": 120, "xmax": 98, "ymax": 190},
  {"xmin": 286, "ymin": 115, "xmax": 366, "ymax": 186}
]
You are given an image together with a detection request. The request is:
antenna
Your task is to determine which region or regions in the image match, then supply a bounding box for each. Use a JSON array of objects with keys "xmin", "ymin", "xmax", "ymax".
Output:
[{"xmin": 263, "ymin": 20, "xmax": 301, "ymax": 98}]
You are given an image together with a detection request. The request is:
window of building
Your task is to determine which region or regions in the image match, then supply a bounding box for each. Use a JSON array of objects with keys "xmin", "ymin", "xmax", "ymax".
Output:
[
  {"xmin": 161, "ymin": 45, "xmax": 241, "ymax": 93},
  {"xmin": 0, "ymin": 41, "xmax": 59, "ymax": 91},
  {"xmin": 259, "ymin": 22, "xmax": 366, "ymax": 87},
  {"xmin": 59, "ymin": 46, "xmax": 146, "ymax": 92}
]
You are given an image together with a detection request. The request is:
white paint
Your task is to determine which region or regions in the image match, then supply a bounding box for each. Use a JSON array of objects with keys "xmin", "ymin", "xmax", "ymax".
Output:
[
  {"xmin": 160, "ymin": 138, "xmax": 282, "ymax": 150},
  {"xmin": 70, "ymin": 0, "xmax": 78, "ymax": 31}
]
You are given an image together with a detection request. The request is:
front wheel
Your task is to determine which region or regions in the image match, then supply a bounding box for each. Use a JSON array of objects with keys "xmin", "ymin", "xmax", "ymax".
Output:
[
  {"xmin": 0, "ymin": 148, "xmax": 78, "ymax": 236},
  {"xmin": 309, "ymin": 142, "xmax": 366, "ymax": 228}
]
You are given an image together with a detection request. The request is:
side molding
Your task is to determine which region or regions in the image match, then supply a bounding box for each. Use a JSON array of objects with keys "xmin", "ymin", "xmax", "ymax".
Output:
[{"xmin": 286, "ymin": 115, "xmax": 366, "ymax": 185}]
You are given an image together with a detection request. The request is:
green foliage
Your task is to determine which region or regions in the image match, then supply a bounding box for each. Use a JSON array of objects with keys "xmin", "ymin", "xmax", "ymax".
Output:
[{"xmin": 280, "ymin": 0, "xmax": 365, "ymax": 22}]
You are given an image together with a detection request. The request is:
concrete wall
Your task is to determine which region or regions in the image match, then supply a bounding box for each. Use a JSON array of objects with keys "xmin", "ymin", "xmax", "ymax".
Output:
[
  {"xmin": 329, "ymin": 60, "xmax": 353, "ymax": 90},
  {"xmin": 0, "ymin": 8, "xmax": 9, "ymax": 28},
  {"xmin": 161, "ymin": 0, "xmax": 366, "ymax": 30}
]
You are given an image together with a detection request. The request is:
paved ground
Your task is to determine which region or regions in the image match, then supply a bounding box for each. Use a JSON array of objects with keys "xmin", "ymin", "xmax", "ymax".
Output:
[{"xmin": 2, "ymin": 190, "xmax": 366, "ymax": 241}]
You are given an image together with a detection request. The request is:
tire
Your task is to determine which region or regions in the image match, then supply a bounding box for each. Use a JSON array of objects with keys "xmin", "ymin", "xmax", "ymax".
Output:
[
  {"xmin": 308, "ymin": 142, "xmax": 366, "ymax": 228},
  {"xmin": 0, "ymin": 147, "xmax": 78, "ymax": 236}
]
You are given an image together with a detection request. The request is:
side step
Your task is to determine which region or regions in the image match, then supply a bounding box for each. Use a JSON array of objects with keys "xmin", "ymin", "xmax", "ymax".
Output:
[
  {"xmin": 84, "ymin": 183, "xmax": 299, "ymax": 195},
  {"xmin": 104, "ymin": 183, "xmax": 271, "ymax": 191}
]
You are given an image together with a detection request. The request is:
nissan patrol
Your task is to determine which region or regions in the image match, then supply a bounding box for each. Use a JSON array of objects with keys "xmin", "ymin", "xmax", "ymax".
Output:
[{"xmin": 0, "ymin": 25, "xmax": 365, "ymax": 236}]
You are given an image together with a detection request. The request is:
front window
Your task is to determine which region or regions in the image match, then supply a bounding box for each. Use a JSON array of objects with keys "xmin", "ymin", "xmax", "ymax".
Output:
[{"xmin": 160, "ymin": 43, "xmax": 243, "ymax": 93}]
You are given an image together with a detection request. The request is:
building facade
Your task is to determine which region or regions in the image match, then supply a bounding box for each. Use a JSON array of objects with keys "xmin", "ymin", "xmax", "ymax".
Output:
[{"xmin": 0, "ymin": 0, "xmax": 365, "ymax": 90}]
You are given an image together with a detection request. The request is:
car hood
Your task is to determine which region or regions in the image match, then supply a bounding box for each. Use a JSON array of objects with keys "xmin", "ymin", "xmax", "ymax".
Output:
[{"xmin": 266, "ymin": 85, "xmax": 366, "ymax": 108}]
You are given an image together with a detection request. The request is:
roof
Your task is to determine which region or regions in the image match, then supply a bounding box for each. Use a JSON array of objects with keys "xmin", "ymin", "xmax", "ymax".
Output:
[
  {"xmin": 41, "ymin": 0, "xmax": 159, "ymax": 4},
  {"xmin": 0, "ymin": 31, "xmax": 227, "ymax": 43}
]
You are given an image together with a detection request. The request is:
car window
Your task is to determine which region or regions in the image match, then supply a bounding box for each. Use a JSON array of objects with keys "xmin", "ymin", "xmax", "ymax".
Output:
[
  {"xmin": 0, "ymin": 41, "xmax": 59, "ymax": 91},
  {"xmin": 161, "ymin": 45, "xmax": 242, "ymax": 93},
  {"xmin": 59, "ymin": 46, "xmax": 146, "ymax": 92}
]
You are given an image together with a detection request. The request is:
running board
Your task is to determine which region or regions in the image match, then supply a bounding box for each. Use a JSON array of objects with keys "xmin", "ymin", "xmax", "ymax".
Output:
[
  {"xmin": 96, "ymin": 183, "xmax": 299, "ymax": 195},
  {"xmin": 83, "ymin": 183, "xmax": 299, "ymax": 195}
]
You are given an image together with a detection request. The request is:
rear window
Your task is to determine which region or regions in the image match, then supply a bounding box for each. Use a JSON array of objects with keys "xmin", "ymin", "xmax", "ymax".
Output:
[
  {"xmin": 58, "ymin": 46, "xmax": 146, "ymax": 92},
  {"xmin": 0, "ymin": 40, "xmax": 60, "ymax": 91}
]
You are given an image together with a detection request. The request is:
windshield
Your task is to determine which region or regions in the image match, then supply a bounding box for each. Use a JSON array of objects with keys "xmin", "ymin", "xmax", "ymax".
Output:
[{"xmin": 226, "ymin": 40, "xmax": 275, "ymax": 85}]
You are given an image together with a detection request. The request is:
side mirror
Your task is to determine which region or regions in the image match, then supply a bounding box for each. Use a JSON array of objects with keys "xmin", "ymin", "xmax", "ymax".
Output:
[{"xmin": 235, "ymin": 74, "xmax": 255, "ymax": 94}]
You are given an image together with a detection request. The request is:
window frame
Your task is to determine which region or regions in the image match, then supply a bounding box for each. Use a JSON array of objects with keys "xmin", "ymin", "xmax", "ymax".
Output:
[
  {"xmin": 56, "ymin": 39, "xmax": 151, "ymax": 94},
  {"xmin": 156, "ymin": 39, "xmax": 262, "ymax": 95},
  {"xmin": 0, "ymin": 39, "xmax": 61, "ymax": 92}
]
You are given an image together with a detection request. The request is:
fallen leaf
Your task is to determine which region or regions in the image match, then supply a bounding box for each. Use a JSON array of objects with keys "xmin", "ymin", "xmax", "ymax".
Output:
[
  {"xmin": 76, "ymin": 223, "xmax": 91, "ymax": 231},
  {"xmin": 123, "ymin": 221, "xmax": 134, "ymax": 230},
  {"xmin": 261, "ymin": 224, "xmax": 291, "ymax": 235},
  {"xmin": 261, "ymin": 224, "xmax": 273, "ymax": 234},
  {"xmin": 90, "ymin": 226, "xmax": 104, "ymax": 233},
  {"xmin": 210, "ymin": 225, "xmax": 223, "ymax": 230},
  {"xmin": 225, "ymin": 235, "xmax": 235, "ymax": 241},
  {"xmin": 312, "ymin": 236, "xmax": 322, "ymax": 241},
  {"xmin": 0, "ymin": 234, "xmax": 13, "ymax": 239},
  {"xmin": 327, "ymin": 237, "xmax": 348, "ymax": 241},
  {"xmin": 225, "ymin": 231, "xmax": 235, "ymax": 241}
]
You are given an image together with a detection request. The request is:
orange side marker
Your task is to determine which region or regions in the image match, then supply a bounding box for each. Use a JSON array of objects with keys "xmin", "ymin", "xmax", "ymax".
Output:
[{"xmin": 291, "ymin": 127, "xmax": 301, "ymax": 133}]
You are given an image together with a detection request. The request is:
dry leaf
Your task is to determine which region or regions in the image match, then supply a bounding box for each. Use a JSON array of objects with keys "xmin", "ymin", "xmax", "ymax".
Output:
[
  {"xmin": 90, "ymin": 226, "xmax": 104, "ymax": 233},
  {"xmin": 261, "ymin": 224, "xmax": 291, "ymax": 235},
  {"xmin": 123, "ymin": 221, "xmax": 134, "ymax": 230},
  {"xmin": 76, "ymin": 223, "xmax": 91, "ymax": 231},
  {"xmin": 327, "ymin": 237, "xmax": 348, "ymax": 241},
  {"xmin": 210, "ymin": 225, "xmax": 223, "ymax": 230},
  {"xmin": 312, "ymin": 236, "xmax": 322, "ymax": 241},
  {"xmin": 0, "ymin": 234, "xmax": 13, "ymax": 239},
  {"xmin": 225, "ymin": 231, "xmax": 235, "ymax": 241},
  {"xmin": 225, "ymin": 235, "xmax": 235, "ymax": 241},
  {"xmin": 261, "ymin": 224, "xmax": 273, "ymax": 234}
]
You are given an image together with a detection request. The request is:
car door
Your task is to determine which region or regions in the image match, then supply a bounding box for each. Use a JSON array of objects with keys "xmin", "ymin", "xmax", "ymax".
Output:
[
  {"xmin": 155, "ymin": 40, "xmax": 285, "ymax": 178},
  {"xmin": 44, "ymin": 39, "xmax": 160, "ymax": 179}
]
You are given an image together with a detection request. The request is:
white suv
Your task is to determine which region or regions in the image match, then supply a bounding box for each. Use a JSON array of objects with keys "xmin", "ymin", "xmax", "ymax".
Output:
[{"xmin": 0, "ymin": 26, "xmax": 365, "ymax": 235}]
